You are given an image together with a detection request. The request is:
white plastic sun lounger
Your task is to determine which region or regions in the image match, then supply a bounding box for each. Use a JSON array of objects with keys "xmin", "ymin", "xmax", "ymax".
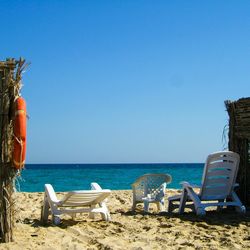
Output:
[
  {"xmin": 132, "ymin": 173, "xmax": 172, "ymax": 212},
  {"xmin": 41, "ymin": 182, "xmax": 111, "ymax": 225},
  {"xmin": 168, "ymin": 151, "xmax": 246, "ymax": 215}
]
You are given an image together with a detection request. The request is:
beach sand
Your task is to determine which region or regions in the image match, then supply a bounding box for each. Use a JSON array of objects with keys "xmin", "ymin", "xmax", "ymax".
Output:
[{"xmin": 0, "ymin": 190, "xmax": 249, "ymax": 250}]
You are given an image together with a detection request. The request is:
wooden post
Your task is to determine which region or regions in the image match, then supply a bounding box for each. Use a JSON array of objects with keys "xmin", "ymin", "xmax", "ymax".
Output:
[{"xmin": 0, "ymin": 58, "xmax": 27, "ymax": 242}]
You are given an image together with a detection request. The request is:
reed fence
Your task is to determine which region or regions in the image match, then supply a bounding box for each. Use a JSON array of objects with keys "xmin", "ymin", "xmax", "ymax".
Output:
[
  {"xmin": 225, "ymin": 98, "xmax": 250, "ymax": 207},
  {"xmin": 0, "ymin": 58, "xmax": 27, "ymax": 242}
]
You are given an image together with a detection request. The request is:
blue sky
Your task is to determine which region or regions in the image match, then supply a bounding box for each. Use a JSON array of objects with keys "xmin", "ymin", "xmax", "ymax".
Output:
[{"xmin": 1, "ymin": 1, "xmax": 250, "ymax": 163}]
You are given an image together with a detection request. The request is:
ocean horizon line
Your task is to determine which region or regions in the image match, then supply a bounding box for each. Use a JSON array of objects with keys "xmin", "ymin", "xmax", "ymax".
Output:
[{"xmin": 24, "ymin": 162, "xmax": 204, "ymax": 165}]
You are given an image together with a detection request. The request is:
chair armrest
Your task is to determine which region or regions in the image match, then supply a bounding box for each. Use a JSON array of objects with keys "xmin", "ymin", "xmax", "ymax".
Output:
[
  {"xmin": 168, "ymin": 194, "xmax": 182, "ymax": 201},
  {"xmin": 180, "ymin": 181, "xmax": 200, "ymax": 188},
  {"xmin": 91, "ymin": 183, "xmax": 110, "ymax": 204},
  {"xmin": 44, "ymin": 184, "xmax": 60, "ymax": 203},
  {"xmin": 131, "ymin": 182, "xmax": 137, "ymax": 188},
  {"xmin": 91, "ymin": 182, "xmax": 102, "ymax": 190}
]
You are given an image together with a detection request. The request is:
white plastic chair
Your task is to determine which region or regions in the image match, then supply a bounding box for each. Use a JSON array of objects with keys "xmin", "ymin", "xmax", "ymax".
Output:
[
  {"xmin": 41, "ymin": 182, "xmax": 111, "ymax": 225},
  {"xmin": 168, "ymin": 151, "xmax": 246, "ymax": 215},
  {"xmin": 132, "ymin": 173, "xmax": 172, "ymax": 212}
]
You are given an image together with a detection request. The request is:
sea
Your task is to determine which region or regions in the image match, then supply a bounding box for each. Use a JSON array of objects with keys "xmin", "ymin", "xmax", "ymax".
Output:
[{"xmin": 17, "ymin": 163, "xmax": 204, "ymax": 192}]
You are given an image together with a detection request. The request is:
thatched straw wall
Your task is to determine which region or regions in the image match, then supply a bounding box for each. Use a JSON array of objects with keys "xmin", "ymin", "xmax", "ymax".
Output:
[
  {"xmin": 225, "ymin": 98, "xmax": 250, "ymax": 207},
  {"xmin": 0, "ymin": 58, "xmax": 27, "ymax": 242}
]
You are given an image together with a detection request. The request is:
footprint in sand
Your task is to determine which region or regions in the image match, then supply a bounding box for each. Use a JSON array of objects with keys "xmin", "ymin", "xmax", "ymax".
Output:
[
  {"xmin": 196, "ymin": 222, "xmax": 210, "ymax": 229},
  {"xmin": 159, "ymin": 223, "xmax": 173, "ymax": 228},
  {"xmin": 142, "ymin": 226, "xmax": 151, "ymax": 231},
  {"xmin": 116, "ymin": 196, "xmax": 126, "ymax": 204}
]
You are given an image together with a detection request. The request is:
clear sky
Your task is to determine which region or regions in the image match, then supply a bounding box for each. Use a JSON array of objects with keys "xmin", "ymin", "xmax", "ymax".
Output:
[{"xmin": 1, "ymin": 1, "xmax": 250, "ymax": 163}]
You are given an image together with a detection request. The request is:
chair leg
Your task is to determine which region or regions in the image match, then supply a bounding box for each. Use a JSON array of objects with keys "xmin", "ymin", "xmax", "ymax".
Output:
[
  {"xmin": 90, "ymin": 204, "xmax": 111, "ymax": 221},
  {"xmin": 196, "ymin": 207, "xmax": 206, "ymax": 216},
  {"xmin": 100, "ymin": 203, "xmax": 111, "ymax": 221},
  {"xmin": 178, "ymin": 189, "xmax": 188, "ymax": 214},
  {"xmin": 217, "ymin": 199, "xmax": 224, "ymax": 211},
  {"xmin": 168, "ymin": 200, "xmax": 172, "ymax": 213},
  {"xmin": 106, "ymin": 211, "xmax": 111, "ymax": 221},
  {"xmin": 168, "ymin": 199, "xmax": 176, "ymax": 213},
  {"xmin": 144, "ymin": 201, "xmax": 150, "ymax": 212},
  {"xmin": 157, "ymin": 199, "xmax": 164, "ymax": 212},
  {"xmin": 231, "ymin": 191, "xmax": 246, "ymax": 214},
  {"xmin": 41, "ymin": 195, "xmax": 49, "ymax": 224},
  {"xmin": 89, "ymin": 205, "xmax": 95, "ymax": 219},
  {"xmin": 100, "ymin": 212, "xmax": 107, "ymax": 221},
  {"xmin": 100, "ymin": 210, "xmax": 112, "ymax": 221},
  {"xmin": 132, "ymin": 194, "xmax": 137, "ymax": 211},
  {"xmin": 52, "ymin": 215, "xmax": 61, "ymax": 225},
  {"xmin": 89, "ymin": 213, "xmax": 95, "ymax": 219},
  {"xmin": 236, "ymin": 205, "xmax": 246, "ymax": 214},
  {"xmin": 190, "ymin": 203, "xmax": 196, "ymax": 212},
  {"xmin": 132, "ymin": 202, "xmax": 136, "ymax": 211},
  {"xmin": 183, "ymin": 186, "xmax": 204, "ymax": 215}
]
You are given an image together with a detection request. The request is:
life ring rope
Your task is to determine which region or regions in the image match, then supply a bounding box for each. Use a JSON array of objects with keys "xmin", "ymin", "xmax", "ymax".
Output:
[{"xmin": 13, "ymin": 136, "xmax": 24, "ymax": 168}]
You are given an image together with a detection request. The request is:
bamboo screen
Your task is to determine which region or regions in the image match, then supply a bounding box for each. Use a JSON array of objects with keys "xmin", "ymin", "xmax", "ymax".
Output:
[
  {"xmin": 225, "ymin": 98, "xmax": 250, "ymax": 207},
  {"xmin": 0, "ymin": 58, "xmax": 27, "ymax": 242}
]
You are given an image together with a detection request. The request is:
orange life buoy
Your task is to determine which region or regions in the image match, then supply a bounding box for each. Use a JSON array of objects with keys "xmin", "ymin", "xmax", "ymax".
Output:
[{"xmin": 13, "ymin": 97, "xmax": 27, "ymax": 169}]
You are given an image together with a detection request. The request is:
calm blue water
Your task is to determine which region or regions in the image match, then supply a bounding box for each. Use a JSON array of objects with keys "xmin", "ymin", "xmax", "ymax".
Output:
[{"xmin": 17, "ymin": 163, "xmax": 204, "ymax": 192}]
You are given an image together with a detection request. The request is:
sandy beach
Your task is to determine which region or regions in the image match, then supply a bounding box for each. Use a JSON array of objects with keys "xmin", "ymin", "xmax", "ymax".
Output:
[{"xmin": 0, "ymin": 189, "xmax": 249, "ymax": 250}]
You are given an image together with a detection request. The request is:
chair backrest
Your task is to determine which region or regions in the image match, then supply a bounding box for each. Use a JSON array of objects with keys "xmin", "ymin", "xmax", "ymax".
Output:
[
  {"xmin": 199, "ymin": 151, "xmax": 240, "ymax": 200},
  {"xmin": 60, "ymin": 190, "xmax": 111, "ymax": 207},
  {"xmin": 132, "ymin": 174, "xmax": 172, "ymax": 201}
]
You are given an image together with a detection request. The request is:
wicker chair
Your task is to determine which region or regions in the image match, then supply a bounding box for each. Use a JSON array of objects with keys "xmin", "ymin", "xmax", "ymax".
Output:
[{"xmin": 131, "ymin": 173, "xmax": 172, "ymax": 212}]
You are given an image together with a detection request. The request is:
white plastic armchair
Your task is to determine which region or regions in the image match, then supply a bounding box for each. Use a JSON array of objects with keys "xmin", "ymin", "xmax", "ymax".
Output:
[
  {"xmin": 41, "ymin": 182, "xmax": 111, "ymax": 225},
  {"xmin": 168, "ymin": 151, "xmax": 246, "ymax": 215},
  {"xmin": 131, "ymin": 173, "xmax": 172, "ymax": 212}
]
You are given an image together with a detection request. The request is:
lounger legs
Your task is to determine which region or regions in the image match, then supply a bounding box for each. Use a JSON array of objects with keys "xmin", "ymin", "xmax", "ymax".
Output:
[
  {"xmin": 216, "ymin": 200, "xmax": 224, "ymax": 211},
  {"xmin": 89, "ymin": 210, "xmax": 111, "ymax": 221},
  {"xmin": 52, "ymin": 215, "xmax": 61, "ymax": 225},
  {"xmin": 143, "ymin": 201, "xmax": 165, "ymax": 212},
  {"xmin": 178, "ymin": 189, "xmax": 188, "ymax": 214},
  {"xmin": 157, "ymin": 199, "xmax": 165, "ymax": 212},
  {"xmin": 131, "ymin": 203, "xmax": 136, "ymax": 211},
  {"xmin": 89, "ymin": 205, "xmax": 95, "ymax": 219},
  {"xmin": 41, "ymin": 196, "xmax": 61, "ymax": 225},
  {"xmin": 168, "ymin": 200, "xmax": 174, "ymax": 213},
  {"xmin": 168, "ymin": 197, "xmax": 180, "ymax": 213},
  {"xmin": 100, "ymin": 211, "xmax": 111, "ymax": 221},
  {"xmin": 89, "ymin": 204, "xmax": 111, "ymax": 221},
  {"xmin": 41, "ymin": 194, "xmax": 50, "ymax": 224},
  {"xmin": 231, "ymin": 191, "xmax": 246, "ymax": 214},
  {"xmin": 169, "ymin": 189, "xmax": 246, "ymax": 215},
  {"xmin": 143, "ymin": 201, "xmax": 149, "ymax": 212}
]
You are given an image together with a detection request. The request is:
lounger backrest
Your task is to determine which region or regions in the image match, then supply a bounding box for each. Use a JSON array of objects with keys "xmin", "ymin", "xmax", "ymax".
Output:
[
  {"xmin": 61, "ymin": 190, "xmax": 111, "ymax": 207},
  {"xmin": 199, "ymin": 151, "xmax": 240, "ymax": 200},
  {"xmin": 132, "ymin": 174, "xmax": 172, "ymax": 201}
]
